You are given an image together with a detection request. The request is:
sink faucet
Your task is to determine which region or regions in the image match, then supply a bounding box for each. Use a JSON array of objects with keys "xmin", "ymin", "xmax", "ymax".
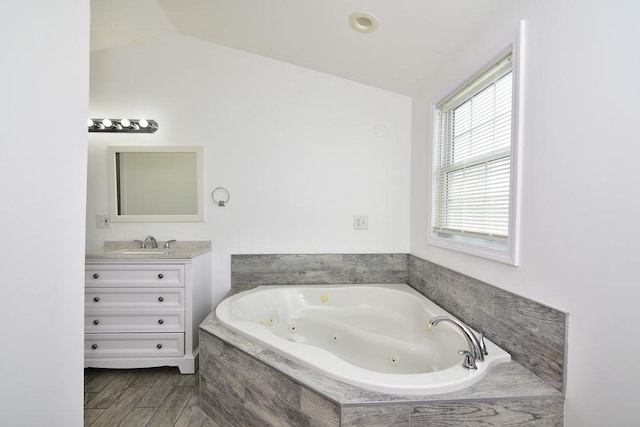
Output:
[
  {"xmin": 429, "ymin": 316, "xmax": 487, "ymax": 370},
  {"xmin": 164, "ymin": 240, "xmax": 176, "ymax": 249},
  {"xmin": 144, "ymin": 235, "xmax": 158, "ymax": 249}
]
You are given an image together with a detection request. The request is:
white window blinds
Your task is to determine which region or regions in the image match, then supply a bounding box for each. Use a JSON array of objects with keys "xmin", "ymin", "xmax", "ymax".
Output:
[{"xmin": 433, "ymin": 53, "xmax": 513, "ymax": 243}]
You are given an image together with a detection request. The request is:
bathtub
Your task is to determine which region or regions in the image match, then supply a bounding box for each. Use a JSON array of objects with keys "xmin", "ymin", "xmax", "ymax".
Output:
[{"xmin": 215, "ymin": 283, "xmax": 510, "ymax": 395}]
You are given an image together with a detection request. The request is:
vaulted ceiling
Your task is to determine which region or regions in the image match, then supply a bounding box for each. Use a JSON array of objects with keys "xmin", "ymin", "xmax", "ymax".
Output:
[{"xmin": 91, "ymin": 0, "xmax": 512, "ymax": 95}]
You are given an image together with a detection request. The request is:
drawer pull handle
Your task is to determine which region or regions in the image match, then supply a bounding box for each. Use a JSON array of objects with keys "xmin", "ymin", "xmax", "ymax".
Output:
[
  {"xmin": 92, "ymin": 273, "xmax": 99, "ymax": 279},
  {"xmin": 91, "ymin": 344, "xmax": 98, "ymax": 350},
  {"xmin": 93, "ymin": 319, "xmax": 100, "ymax": 325},
  {"xmin": 157, "ymin": 273, "xmax": 164, "ymax": 279},
  {"xmin": 158, "ymin": 319, "xmax": 164, "ymax": 325},
  {"xmin": 93, "ymin": 297, "xmax": 100, "ymax": 302},
  {"xmin": 156, "ymin": 344, "xmax": 163, "ymax": 349},
  {"xmin": 158, "ymin": 296, "xmax": 164, "ymax": 302}
]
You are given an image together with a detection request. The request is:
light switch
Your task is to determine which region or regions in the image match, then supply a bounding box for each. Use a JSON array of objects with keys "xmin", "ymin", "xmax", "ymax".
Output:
[{"xmin": 353, "ymin": 215, "xmax": 368, "ymax": 230}]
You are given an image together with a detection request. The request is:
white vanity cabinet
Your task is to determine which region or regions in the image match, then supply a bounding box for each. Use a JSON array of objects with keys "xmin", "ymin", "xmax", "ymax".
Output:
[{"xmin": 84, "ymin": 253, "xmax": 211, "ymax": 374}]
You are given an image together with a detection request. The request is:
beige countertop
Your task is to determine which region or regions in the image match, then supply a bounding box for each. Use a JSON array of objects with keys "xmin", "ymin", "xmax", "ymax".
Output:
[{"xmin": 86, "ymin": 240, "xmax": 211, "ymax": 260}]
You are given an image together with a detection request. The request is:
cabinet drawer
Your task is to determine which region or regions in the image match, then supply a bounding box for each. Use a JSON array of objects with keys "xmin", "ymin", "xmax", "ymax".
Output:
[
  {"xmin": 85, "ymin": 264, "xmax": 184, "ymax": 288},
  {"xmin": 86, "ymin": 288, "xmax": 184, "ymax": 309},
  {"xmin": 85, "ymin": 333, "xmax": 184, "ymax": 358},
  {"xmin": 85, "ymin": 309, "xmax": 185, "ymax": 333}
]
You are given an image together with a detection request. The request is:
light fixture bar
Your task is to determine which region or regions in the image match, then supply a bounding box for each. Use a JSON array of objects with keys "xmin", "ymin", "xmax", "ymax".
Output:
[{"xmin": 88, "ymin": 118, "xmax": 158, "ymax": 133}]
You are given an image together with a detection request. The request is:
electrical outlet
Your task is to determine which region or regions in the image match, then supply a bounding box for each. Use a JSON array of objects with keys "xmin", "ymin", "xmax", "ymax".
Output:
[
  {"xmin": 353, "ymin": 215, "xmax": 368, "ymax": 230},
  {"xmin": 96, "ymin": 214, "xmax": 111, "ymax": 228}
]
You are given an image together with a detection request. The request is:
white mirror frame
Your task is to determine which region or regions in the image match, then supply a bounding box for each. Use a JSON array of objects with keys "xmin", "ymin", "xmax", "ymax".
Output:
[{"xmin": 107, "ymin": 146, "xmax": 205, "ymax": 222}]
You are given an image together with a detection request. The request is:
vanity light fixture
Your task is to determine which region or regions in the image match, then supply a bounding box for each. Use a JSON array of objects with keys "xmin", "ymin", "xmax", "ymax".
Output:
[
  {"xmin": 349, "ymin": 12, "xmax": 379, "ymax": 33},
  {"xmin": 88, "ymin": 118, "xmax": 158, "ymax": 133}
]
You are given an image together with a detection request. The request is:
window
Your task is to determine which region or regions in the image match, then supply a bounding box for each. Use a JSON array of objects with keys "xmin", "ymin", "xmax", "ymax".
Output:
[{"xmin": 430, "ymin": 42, "xmax": 522, "ymax": 265}]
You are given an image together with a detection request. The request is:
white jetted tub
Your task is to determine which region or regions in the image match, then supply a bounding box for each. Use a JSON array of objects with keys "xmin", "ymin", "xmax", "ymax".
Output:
[{"xmin": 215, "ymin": 283, "xmax": 510, "ymax": 395}]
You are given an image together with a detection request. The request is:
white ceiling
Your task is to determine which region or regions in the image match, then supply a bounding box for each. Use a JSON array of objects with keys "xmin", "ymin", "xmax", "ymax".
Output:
[{"xmin": 91, "ymin": 0, "xmax": 512, "ymax": 96}]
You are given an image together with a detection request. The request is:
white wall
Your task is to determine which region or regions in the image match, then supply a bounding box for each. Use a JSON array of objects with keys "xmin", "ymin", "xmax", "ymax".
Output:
[
  {"xmin": 0, "ymin": 1, "xmax": 88, "ymax": 425},
  {"xmin": 411, "ymin": 1, "xmax": 640, "ymax": 426},
  {"xmin": 87, "ymin": 35, "xmax": 412, "ymax": 304}
]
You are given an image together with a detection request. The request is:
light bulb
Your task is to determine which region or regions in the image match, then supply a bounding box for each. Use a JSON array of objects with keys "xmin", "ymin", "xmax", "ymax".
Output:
[
  {"xmin": 139, "ymin": 119, "xmax": 149, "ymax": 128},
  {"xmin": 102, "ymin": 118, "xmax": 113, "ymax": 128},
  {"xmin": 87, "ymin": 119, "xmax": 94, "ymax": 127},
  {"xmin": 121, "ymin": 118, "xmax": 130, "ymax": 127}
]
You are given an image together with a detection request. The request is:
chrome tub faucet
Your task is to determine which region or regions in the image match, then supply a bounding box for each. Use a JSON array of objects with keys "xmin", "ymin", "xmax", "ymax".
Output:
[{"xmin": 429, "ymin": 316, "xmax": 488, "ymax": 370}]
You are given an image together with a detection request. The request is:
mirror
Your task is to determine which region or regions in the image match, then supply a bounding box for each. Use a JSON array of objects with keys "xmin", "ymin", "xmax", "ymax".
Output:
[{"xmin": 108, "ymin": 146, "xmax": 204, "ymax": 222}]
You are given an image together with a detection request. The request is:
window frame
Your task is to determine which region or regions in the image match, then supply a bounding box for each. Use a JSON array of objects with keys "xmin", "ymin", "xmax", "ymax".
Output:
[{"xmin": 428, "ymin": 25, "xmax": 524, "ymax": 266}]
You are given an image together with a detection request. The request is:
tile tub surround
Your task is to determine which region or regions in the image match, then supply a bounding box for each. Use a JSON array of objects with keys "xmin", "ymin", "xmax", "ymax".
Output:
[
  {"xmin": 200, "ymin": 313, "xmax": 564, "ymax": 426},
  {"xmin": 230, "ymin": 253, "xmax": 567, "ymax": 392},
  {"xmin": 231, "ymin": 254, "xmax": 409, "ymax": 287},
  {"xmin": 408, "ymin": 255, "xmax": 567, "ymax": 392},
  {"xmin": 201, "ymin": 253, "xmax": 568, "ymax": 425}
]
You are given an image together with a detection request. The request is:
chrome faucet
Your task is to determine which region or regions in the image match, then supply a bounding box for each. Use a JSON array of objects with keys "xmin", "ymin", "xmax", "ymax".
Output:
[
  {"xmin": 144, "ymin": 235, "xmax": 158, "ymax": 249},
  {"xmin": 429, "ymin": 316, "xmax": 487, "ymax": 370},
  {"xmin": 164, "ymin": 240, "xmax": 176, "ymax": 249}
]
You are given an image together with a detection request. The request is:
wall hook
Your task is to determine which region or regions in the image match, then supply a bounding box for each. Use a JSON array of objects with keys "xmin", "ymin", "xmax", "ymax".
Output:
[{"xmin": 212, "ymin": 187, "xmax": 230, "ymax": 207}]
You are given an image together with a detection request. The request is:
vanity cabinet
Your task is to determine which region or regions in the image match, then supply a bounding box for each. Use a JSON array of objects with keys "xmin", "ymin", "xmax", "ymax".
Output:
[{"xmin": 84, "ymin": 254, "xmax": 211, "ymax": 374}]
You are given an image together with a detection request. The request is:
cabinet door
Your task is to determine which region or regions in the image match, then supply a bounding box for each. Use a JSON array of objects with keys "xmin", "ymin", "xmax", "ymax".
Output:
[
  {"xmin": 85, "ymin": 264, "xmax": 184, "ymax": 288},
  {"xmin": 86, "ymin": 288, "xmax": 184, "ymax": 309}
]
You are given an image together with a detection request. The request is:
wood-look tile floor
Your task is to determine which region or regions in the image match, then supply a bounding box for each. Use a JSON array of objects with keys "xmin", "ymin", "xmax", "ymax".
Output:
[{"xmin": 84, "ymin": 367, "xmax": 217, "ymax": 427}]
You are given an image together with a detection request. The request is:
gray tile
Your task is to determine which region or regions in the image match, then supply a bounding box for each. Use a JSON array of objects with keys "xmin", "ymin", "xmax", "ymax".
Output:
[
  {"xmin": 407, "ymin": 255, "xmax": 566, "ymax": 392},
  {"xmin": 84, "ymin": 370, "xmax": 138, "ymax": 409},
  {"xmin": 302, "ymin": 269, "xmax": 362, "ymax": 284},
  {"xmin": 199, "ymin": 397, "xmax": 233, "ymax": 427},
  {"xmin": 493, "ymin": 289, "xmax": 566, "ymax": 351},
  {"xmin": 146, "ymin": 384, "xmax": 197, "ymax": 427},
  {"xmin": 410, "ymin": 398, "xmax": 564, "ymax": 426},
  {"xmin": 345, "ymin": 253, "xmax": 408, "ymax": 273},
  {"xmin": 200, "ymin": 327, "xmax": 340, "ymax": 426},
  {"xmin": 84, "ymin": 392, "xmax": 95, "ymax": 405},
  {"xmin": 300, "ymin": 386, "xmax": 340, "ymax": 426},
  {"xmin": 131, "ymin": 368, "xmax": 165, "ymax": 387},
  {"xmin": 83, "ymin": 408, "xmax": 104, "ymax": 426},
  {"xmin": 118, "ymin": 407, "xmax": 157, "ymax": 426},
  {"xmin": 177, "ymin": 372, "xmax": 199, "ymax": 386},
  {"xmin": 200, "ymin": 320, "xmax": 564, "ymax": 426},
  {"xmin": 232, "ymin": 271, "xmax": 307, "ymax": 286},
  {"xmin": 242, "ymin": 385, "xmax": 311, "ymax": 427},
  {"xmin": 276, "ymin": 254, "xmax": 344, "ymax": 271},
  {"xmin": 341, "ymin": 404, "xmax": 411, "ymax": 426},
  {"xmin": 363, "ymin": 269, "xmax": 408, "ymax": 284},
  {"xmin": 232, "ymin": 253, "xmax": 410, "ymax": 288},
  {"xmin": 136, "ymin": 383, "xmax": 174, "ymax": 408},
  {"xmin": 84, "ymin": 367, "xmax": 214, "ymax": 427},
  {"xmin": 174, "ymin": 395, "xmax": 209, "ymax": 427},
  {"xmin": 84, "ymin": 369, "xmax": 117, "ymax": 393},
  {"xmin": 199, "ymin": 375, "xmax": 237, "ymax": 426},
  {"xmin": 231, "ymin": 254, "xmax": 278, "ymax": 273},
  {"xmin": 210, "ymin": 245, "xmax": 572, "ymax": 424},
  {"xmin": 89, "ymin": 386, "xmax": 149, "ymax": 427}
]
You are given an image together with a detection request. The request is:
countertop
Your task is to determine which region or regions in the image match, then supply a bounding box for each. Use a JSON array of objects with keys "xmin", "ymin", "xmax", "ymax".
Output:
[{"xmin": 86, "ymin": 240, "xmax": 211, "ymax": 260}]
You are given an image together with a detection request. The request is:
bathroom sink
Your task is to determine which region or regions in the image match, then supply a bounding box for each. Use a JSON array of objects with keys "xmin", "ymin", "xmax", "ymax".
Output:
[{"xmin": 108, "ymin": 249, "xmax": 169, "ymax": 256}]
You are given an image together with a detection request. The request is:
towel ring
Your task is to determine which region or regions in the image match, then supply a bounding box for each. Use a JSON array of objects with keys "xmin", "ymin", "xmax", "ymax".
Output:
[{"xmin": 212, "ymin": 187, "xmax": 230, "ymax": 207}]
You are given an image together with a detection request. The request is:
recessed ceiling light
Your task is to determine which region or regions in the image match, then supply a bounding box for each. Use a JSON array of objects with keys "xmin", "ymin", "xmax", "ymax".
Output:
[{"xmin": 349, "ymin": 12, "xmax": 379, "ymax": 33}]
